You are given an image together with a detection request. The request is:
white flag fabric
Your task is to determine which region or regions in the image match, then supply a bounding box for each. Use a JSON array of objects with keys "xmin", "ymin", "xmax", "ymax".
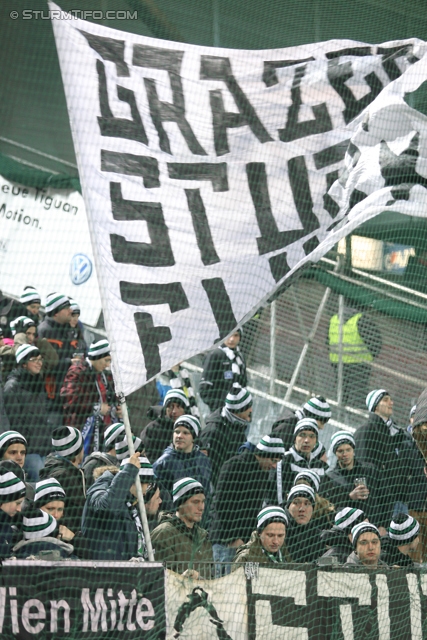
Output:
[{"xmin": 50, "ymin": 2, "xmax": 427, "ymax": 394}]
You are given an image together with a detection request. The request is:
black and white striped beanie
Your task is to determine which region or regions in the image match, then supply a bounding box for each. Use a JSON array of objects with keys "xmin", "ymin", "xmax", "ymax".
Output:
[
  {"xmin": 15, "ymin": 344, "xmax": 40, "ymax": 365},
  {"xmin": 172, "ymin": 477, "xmax": 204, "ymax": 507},
  {"xmin": 331, "ymin": 430, "xmax": 355, "ymax": 454},
  {"xmin": 334, "ymin": 507, "xmax": 365, "ymax": 533},
  {"xmin": 120, "ymin": 456, "xmax": 154, "ymax": 481},
  {"xmin": 103, "ymin": 422, "xmax": 126, "ymax": 451},
  {"xmin": 225, "ymin": 384, "xmax": 252, "ymax": 413},
  {"xmin": 366, "ymin": 389, "xmax": 388, "ymax": 413},
  {"xmin": 294, "ymin": 470, "xmax": 321, "ymax": 493},
  {"xmin": 115, "ymin": 434, "xmax": 143, "ymax": 461},
  {"xmin": 256, "ymin": 435, "xmax": 285, "ymax": 458},
  {"xmin": 293, "ymin": 418, "xmax": 319, "ymax": 440},
  {"xmin": 351, "ymin": 522, "xmax": 380, "ymax": 548},
  {"xmin": 410, "ymin": 405, "xmax": 417, "ymax": 420},
  {"xmin": 257, "ymin": 506, "xmax": 288, "ymax": 531},
  {"xmin": 0, "ymin": 461, "xmax": 26, "ymax": 503},
  {"xmin": 10, "ymin": 316, "xmax": 36, "ymax": 336},
  {"xmin": 286, "ymin": 484, "xmax": 315, "ymax": 507},
  {"xmin": 388, "ymin": 514, "xmax": 420, "ymax": 544},
  {"xmin": 69, "ymin": 299, "xmax": 80, "ymax": 314},
  {"xmin": 163, "ymin": 388, "xmax": 190, "ymax": 411},
  {"xmin": 88, "ymin": 339, "xmax": 110, "ymax": 360},
  {"xmin": 52, "ymin": 426, "xmax": 83, "ymax": 458},
  {"xmin": 0, "ymin": 431, "xmax": 27, "ymax": 459},
  {"xmin": 168, "ymin": 369, "xmax": 200, "ymax": 417},
  {"xmin": 22, "ymin": 508, "xmax": 58, "ymax": 540},
  {"xmin": 45, "ymin": 293, "xmax": 70, "ymax": 316},
  {"xmin": 20, "ymin": 287, "xmax": 41, "ymax": 306},
  {"xmin": 34, "ymin": 478, "xmax": 66, "ymax": 507},
  {"xmin": 303, "ymin": 396, "xmax": 331, "ymax": 422},
  {"xmin": 174, "ymin": 415, "xmax": 200, "ymax": 439}
]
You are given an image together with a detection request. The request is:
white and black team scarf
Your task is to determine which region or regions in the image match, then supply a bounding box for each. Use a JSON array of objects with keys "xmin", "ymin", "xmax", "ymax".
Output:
[
  {"xmin": 219, "ymin": 345, "xmax": 244, "ymax": 378},
  {"xmin": 167, "ymin": 367, "xmax": 200, "ymax": 418},
  {"xmin": 128, "ymin": 501, "xmax": 147, "ymax": 560}
]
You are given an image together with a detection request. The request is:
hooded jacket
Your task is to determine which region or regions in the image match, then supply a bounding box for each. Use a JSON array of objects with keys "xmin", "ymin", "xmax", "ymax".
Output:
[
  {"xmin": 345, "ymin": 551, "xmax": 388, "ymax": 568},
  {"xmin": 39, "ymin": 454, "xmax": 86, "ymax": 533},
  {"xmin": 3, "ymin": 367, "xmax": 51, "ymax": 455},
  {"xmin": 354, "ymin": 413, "xmax": 414, "ymax": 524},
  {"xmin": 81, "ymin": 451, "xmax": 119, "ymax": 488},
  {"xmin": 150, "ymin": 511, "xmax": 213, "ymax": 577},
  {"xmin": 12, "ymin": 536, "xmax": 75, "ymax": 559},
  {"xmin": 199, "ymin": 345, "xmax": 247, "ymax": 412},
  {"xmin": 140, "ymin": 407, "xmax": 176, "ymax": 464},
  {"xmin": 232, "ymin": 530, "xmax": 290, "ymax": 570},
  {"xmin": 209, "ymin": 451, "xmax": 273, "ymax": 545},
  {"xmin": 199, "ymin": 408, "xmax": 249, "ymax": 488},
  {"xmin": 81, "ymin": 464, "xmax": 141, "ymax": 561},
  {"xmin": 153, "ymin": 444, "xmax": 212, "ymax": 495}
]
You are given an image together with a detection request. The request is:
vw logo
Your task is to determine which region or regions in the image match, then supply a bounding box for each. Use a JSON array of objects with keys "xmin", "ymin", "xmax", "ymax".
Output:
[{"xmin": 70, "ymin": 253, "xmax": 93, "ymax": 285}]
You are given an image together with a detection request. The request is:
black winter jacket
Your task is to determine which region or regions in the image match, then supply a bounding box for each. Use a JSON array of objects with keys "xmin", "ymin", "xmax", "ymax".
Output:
[
  {"xmin": 39, "ymin": 454, "xmax": 86, "ymax": 532},
  {"xmin": 354, "ymin": 413, "xmax": 414, "ymax": 525},
  {"xmin": 322, "ymin": 459, "xmax": 379, "ymax": 524},
  {"xmin": 285, "ymin": 511, "xmax": 324, "ymax": 563},
  {"xmin": 37, "ymin": 316, "xmax": 75, "ymax": 408},
  {"xmin": 3, "ymin": 368, "xmax": 51, "ymax": 455},
  {"xmin": 274, "ymin": 447, "xmax": 328, "ymax": 505},
  {"xmin": 209, "ymin": 451, "xmax": 272, "ymax": 544},
  {"xmin": 199, "ymin": 346, "xmax": 247, "ymax": 412},
  {"xmin": 199, "ymin": 408, "xmax": 248, "ymax": 488},
  {"xmin": 140, "ymin": 407, "xmax": 175, "ymax": 464}
]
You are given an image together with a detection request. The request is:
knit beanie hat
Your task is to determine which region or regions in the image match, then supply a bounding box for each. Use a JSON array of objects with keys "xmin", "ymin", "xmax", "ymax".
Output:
[
  {"xmin": 20, "ymin": 287, "xmax": 41, "ymax": 306},
  {"xmin": 388, "ymin": 513, "xmax": 420, "ymax": 545},
  {"xmin": 286, "ymin": 484, "xmax": 316, "ymax": 508},
  {"xmin": 10, "ymin": 316, "xmax": 36, "ymax": 336},
  {"xmin": 257, "ymin": 506, "xmax": 288, "ymax": 531},
  {"xmin": 224, "ymin": 384, "xmax": 253, "ymax": 413},
  {"xmin": 15, "ymin": 344, "xmax": 40, "ymax": 365},
  {"xmin": 303, "ymin": 396, "xmax": 331, "ymax": 422},
  {"xmin": 334, "ymin": 507, "xmax": 366, "ymax": 533},
  {"xmin": 331, "ymin": 430, "xmax": 355, "ymax": 454},
  {"xmin": 173, "ymin": 415, "xmax": 200, "ymax": 439},
  {"xmin": 293, "ymin": 418, "xmax": 319, "ymax": 440},
  {"xmin": 256, "ymin": 435, "xmax": 285, "ymax": 458},
  {"xmin": 88, "ymin": 339, "xmax": 110, "ymax": 360},
  {"xmin": 351, "ymin": 522, "xmax": 380, "ymax": 548},
  {"xmin": 115, "ymin": 434, "xmax": 143, "ymax": 461},
  {"xmin": 69, "ymin": 299, "xmax": 80, "ymax": 314},
  {"xmin": 172, "ymin": 477, "xmax": 205, "ymax": 507},
  {"xmin": 0, "ymin": 461, "xmax": 26, "ymax": 504},
  {"xmin": 120, "ymin": 456, "xmax": 154, "ymax": 481},
  {"xmin": 294, "ymin": 470, "xmax": 320, "ymax": 493},
  {"xmin": 163, "ymin": 388, "xmax": 190, "ymax": 411},
  {"xmin": 45, "ymin": 293, "xmax": 71, "ymax": 316},
  {"xmin": 34, "ymin": 478, "xmax": 66, "ymax": 507},
  {"xmin": 366, "ymin": 389, "xmax": 389, "ymax": 413},
  {"xmin": 52, "ymin": 426, "xmax": 83, "ymax": 458},
  {"xmin": 103, "ymin": 422, "xmax": 126, "ymax": 451},
  {"xmin": 0, "ymin": 431, "xmax": 27, "ymax": 459},
  {"xmin": 22, "ymin": 508, "xmax": 58, "ymax": 540}
]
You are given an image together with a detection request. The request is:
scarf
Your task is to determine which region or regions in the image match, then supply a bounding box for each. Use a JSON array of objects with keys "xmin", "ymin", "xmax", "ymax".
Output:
[
  {"xmin": 219, "ymin": 345, "xmax": 244, "ymax": 377},
  {"xmin": 262, "ymin": 547, "xmax": 284, "ymax": 564},
  {"xmin": 167, "ymin": 367, "xmax": 200, "ymax": 417},
  {"xmin": 128, "ymin": 502, "xmax": 147, "ymax": 559},
  {"xmin": 221, "ymin": 406, "xmax": 249, "ymax": 427}
]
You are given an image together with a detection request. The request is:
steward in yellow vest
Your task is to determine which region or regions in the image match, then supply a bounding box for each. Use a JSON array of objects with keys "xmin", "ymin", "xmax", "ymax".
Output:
[{"xmin": 329, "ymin": 313, "xmax": 373, "ymax": 364}]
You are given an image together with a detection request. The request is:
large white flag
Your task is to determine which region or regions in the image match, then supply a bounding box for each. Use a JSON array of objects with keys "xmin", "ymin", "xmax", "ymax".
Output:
[{"xmin": 50, "ymin": 3, "xmax": 427, "ymax": 394}]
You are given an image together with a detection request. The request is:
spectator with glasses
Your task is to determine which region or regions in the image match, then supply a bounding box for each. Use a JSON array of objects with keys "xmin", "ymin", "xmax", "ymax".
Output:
[{"xmin": 3, "ymin": 345, "xmax": 50, "ymax": 482}]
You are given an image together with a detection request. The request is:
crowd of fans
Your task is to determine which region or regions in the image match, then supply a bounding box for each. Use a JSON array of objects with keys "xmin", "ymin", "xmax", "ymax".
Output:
[{"xmin": 1, "ymin": 287, "xmax": 427, "ymax": 577}]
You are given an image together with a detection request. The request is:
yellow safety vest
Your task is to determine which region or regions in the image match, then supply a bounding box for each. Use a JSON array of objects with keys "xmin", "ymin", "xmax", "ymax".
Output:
[{"xmin": 329, "ymin": 313, "xmax": 373, "ymax": 364}]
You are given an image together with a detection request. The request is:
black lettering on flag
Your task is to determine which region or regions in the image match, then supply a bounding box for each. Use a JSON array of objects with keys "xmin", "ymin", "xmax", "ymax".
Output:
[
  {"xmin": 262, "ymin": 57, "xmax": 315, "ymax": 87},
  {"xmin": 246, "ymin": 159, "xmax": 319, "ymax": 256},
  {"xmin": 313, "ymin": 140, "xmax": 349, "ymax": 170},
  {"xmin": 167, "ymin": 163, "xmax": 228, "ymax": 266},
  {"xmin": 79, "ymin": 31, "xmax": 129, "ymax": 76},
  {"xmin": 200, "ymin": 56, "xmax": 273, "ymax": 156},
  {"xmin": 278, "ymin": 65, "xmax": 333, "ymax": 142},
  {"xmin": 97, "ymin": 60, "xmax": 148, "ymax": 144},
  {"xmin": 378, "ymin": 44, "xmax": 419, "ymax": 81},
  {"xmin": 132, "ymin": 45, "xmax": 207, "ymax": 156},
  {"xmin": 380, "ymin": 132, "xmax": 427, "ymax": 187},
  {"xmin": 268, "ymin": 252, "xmax": 291, "ymax": 283},
  {"xmin": 323, "ymin": 171, "xmax": 340, "ymax": 219},
  {"xmin": 101, "ymin": 150, "xmax": 160, "ymax": 188},
  {"xmin": 201, "ymin": 278, "xmax": 237, "ymax": 340},
  {"xmin": 327, "ymin": 49, "xmax": 384, "ymax": 124},
  {"xmin": 109, "ymin": 183, "xmax": 175, "ymax": 267},
  {"xmin": 120, "ymin": 281, "xmax": 190, "ymax": 379}
]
